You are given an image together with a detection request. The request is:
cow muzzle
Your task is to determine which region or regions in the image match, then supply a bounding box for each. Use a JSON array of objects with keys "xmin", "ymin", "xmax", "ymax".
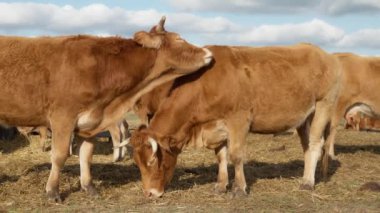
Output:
[
  {"xmin": 202, "ymin": 48, "xmax": 213, "ymax": 65},
  {"xmin": 143, "ymin": 188, "xmax": 164, "ymax": 198}
]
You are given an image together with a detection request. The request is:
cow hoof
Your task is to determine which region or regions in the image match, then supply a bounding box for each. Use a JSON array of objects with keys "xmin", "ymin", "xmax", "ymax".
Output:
[
  {"xmin": 299, "ymin": 183, "xmax": 314, "ymax": 191},
  {"xmin": 82, "ymin": 184, "xmax": 99, "ymax": 197},
  {"xmin": 214, "ymin": 184, "xmax": 227, "ymax": 194},
  {"xmin": 230, "ymin": 189, "xmax": 247, "ymax": 198},
  {"xmin": 46, "ymin": 190, "xmax": 62, "ymax": 203},
  {"xmin": 231, "ymin": 186, "xmax": 247, "ymax": 198}
]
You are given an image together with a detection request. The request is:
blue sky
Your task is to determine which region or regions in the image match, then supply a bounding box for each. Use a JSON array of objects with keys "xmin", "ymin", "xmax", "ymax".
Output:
[{"xmin": 1, "ymin": 0, "xmax": 380, "ymax": 55}]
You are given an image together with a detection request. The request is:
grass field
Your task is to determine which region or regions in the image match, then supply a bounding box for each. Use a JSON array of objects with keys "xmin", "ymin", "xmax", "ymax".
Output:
[{"xmin": 0, "ymin": 114, "xmax": 379, "ymax": 212}]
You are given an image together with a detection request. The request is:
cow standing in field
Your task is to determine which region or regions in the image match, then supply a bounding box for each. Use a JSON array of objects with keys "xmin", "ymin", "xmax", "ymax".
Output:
[
  {"xmin": 0, "ymin": 17, "xmax": 212, "ymax": 202},
  {"xmin": 124, "ymin": 44, "xmax": 341, "ymax": 198},
  {"xmin": 321, "ymin": 53, "xmax": 380, "ymax": 176}
]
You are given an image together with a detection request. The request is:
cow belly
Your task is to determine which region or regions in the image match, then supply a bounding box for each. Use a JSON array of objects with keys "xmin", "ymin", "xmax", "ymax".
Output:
[
  {"xmin": 250, "ymin": 106, "xmax": 315, "ymax": 133},
  {"xmin": 0, "ymin": 113, "xmax": 45, "ymax": 127},
  {"xmin": 190, "ymin": 120, "xmax": 228, "ymax": 149}
]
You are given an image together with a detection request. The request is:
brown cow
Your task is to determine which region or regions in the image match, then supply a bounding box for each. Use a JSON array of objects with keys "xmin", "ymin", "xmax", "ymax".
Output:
[
  {"xmin": 345, "ymin": 109, "xmax": 380, "ymax": 131},
  {"xmin": 321, "ymin": 53, "xmax": 380, "ymax": 177},
  {"xmin": 125, "ymin": 44, "xmax": 341, "ymax": 198},
  {"xmin": 0, "ymin": 17, "xmax": 212, "ymax": 202},
  {"xmin": 130, "ymin": 77, "xmax": 231, "ymax": 195},
  {"xmin": 344, "ymin": 105, "xmax": 380, "ymax": 131}
]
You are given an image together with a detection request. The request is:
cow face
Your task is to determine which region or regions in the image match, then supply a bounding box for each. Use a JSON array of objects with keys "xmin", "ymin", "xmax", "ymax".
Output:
[
  {"xmin": 129, "ymin": 126, "xmax": 178, "ymax": 198},
  {"xmin": 133, "ymin": 16, "xmax": 213, "ymax": 77},
  {"xmin": 345, "ymin": 112, "xmax": 361, "ymax": 130}
]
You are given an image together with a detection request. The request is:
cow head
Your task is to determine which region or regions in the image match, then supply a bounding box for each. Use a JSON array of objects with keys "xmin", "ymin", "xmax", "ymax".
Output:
[
  {"xmin": 345, "ymin": 112, "xmax": 361, "ymax": 130},
  {"xmin": 133, "ymin": 16, "xmax": 213, "ymax": 78},
  {"xmin": 123, "ymin": 125, "xmax": 180, "ymax": 198}
]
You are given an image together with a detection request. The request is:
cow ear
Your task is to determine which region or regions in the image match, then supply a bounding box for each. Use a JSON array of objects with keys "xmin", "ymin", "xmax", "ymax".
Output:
[
  {"xmin": 133, "ymin": 31, "xmax": 163, "ymax": 49},
  {"xmin": 147, "ymin": 155, "xmax": 157, "ymax": 166}
]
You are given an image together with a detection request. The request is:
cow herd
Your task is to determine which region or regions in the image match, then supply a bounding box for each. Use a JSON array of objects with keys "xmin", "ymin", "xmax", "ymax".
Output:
[{"xmin": 0, "ymin": 17, "xmax": 379, "ymax": 202}]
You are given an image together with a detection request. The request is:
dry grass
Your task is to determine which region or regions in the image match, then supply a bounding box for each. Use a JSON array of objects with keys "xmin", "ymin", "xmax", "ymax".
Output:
[{"xmin": 0, "ymin": 114, "xmax": 379, "ymax": 212}]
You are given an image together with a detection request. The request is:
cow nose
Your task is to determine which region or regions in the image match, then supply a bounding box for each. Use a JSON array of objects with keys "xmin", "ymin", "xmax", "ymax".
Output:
[
  {"xmin": 143, "ymin": 189, "xmax": 164, "ymax": 198},
  {"xmin": 202, "ymin": 48, "xmax": 213, "ymax": 64},
  {"xmin": 144, "ymin": 190, "xmax": 153, "ymax": 198}
]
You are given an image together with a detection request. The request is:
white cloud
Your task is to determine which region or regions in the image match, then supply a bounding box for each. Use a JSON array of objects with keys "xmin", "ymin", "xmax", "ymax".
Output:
[
  {"xmin": 168, "ymin": 13, "xmax": 238, "ymax": 33},
  {"xmin": 0, "ymin": 2, "xmax": 236, "ymax": 36},
  {"xmin": 168, "ymin": 0, "xmax": 318, "ymax": 14},
  {"xmin": 0, "ymin": 2, "xmax": 379, "ymax": 53},
  {"xmin": 321, "ymin": 0, "xmax": 380, "ymax": 15},
  {"xmin": 234, "ymin": 19, "xmax": 345, "ymax": 45},
  {"xmin": 0, "ymin": 3, "xmax": 163, "ymax": 35},
  {"xmin": 337, "ymin": 29, "xmax": 380, "ymax": 48},
  {"xmin": 168, "ymin": 0, "xmax": 380, "ymax": 15}
]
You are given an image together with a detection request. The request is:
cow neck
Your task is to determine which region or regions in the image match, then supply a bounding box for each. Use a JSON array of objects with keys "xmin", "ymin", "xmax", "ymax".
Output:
[
  {"xmin": 80, "ymin": 48, "xmax": 183, "ymax": 137},
  {"xmin": 147, "ymin": 101, "xmax": 197, "ymax": 151}
]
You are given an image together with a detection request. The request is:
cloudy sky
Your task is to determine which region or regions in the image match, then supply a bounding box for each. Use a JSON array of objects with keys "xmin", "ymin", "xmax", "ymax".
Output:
[{"xmin": 1, "ymin": 0, "xmax": 379, "ymax": 55}]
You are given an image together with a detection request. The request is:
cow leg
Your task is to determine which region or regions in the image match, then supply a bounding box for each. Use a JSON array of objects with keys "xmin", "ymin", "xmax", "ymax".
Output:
[
  {"xmin": 78, "ymin": 138, "xmax": 98, "ymax": 196},
  {"xmin": 46, "ymin": 117, "xmax": 75, "ymax": 202},
  {"xmin": 108, "ymin": 123, "xmax": 121, "ymax": 162},
  {"xmin": 296, "ymin": 113, "xmax": 313, "ymax": 153},
  {"xmin": 39, "ymin": 127, "xmax": 48, "ymax": 152},
  {"xmin": 301, "ymin": 101, "xmax": 333, "ymax": 190},
  {"xmin": 109, "ymin": 121, "xmax": 129, "ymax": 162},
  {"xmin": 226, "ymin": 115, "xmax": 249, "ymax": 197},
  {"xmin": 321, "ymin": 124, "xmax": 336, "ymax": 180},
  {"xmin": 214, "ymin": 144, "xmax": 228, "ymax": 194},
  {"xmin": 321, "ymin": 115, "xmax": 340, "ymax": 180}
]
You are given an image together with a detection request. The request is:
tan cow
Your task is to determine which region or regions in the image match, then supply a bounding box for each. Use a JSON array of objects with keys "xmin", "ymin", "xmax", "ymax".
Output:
[
  {"xmin": 321, "ymin": 53, "xmax": 380, "ymax": 177},
  {"xmin": 344, "ymin": 105, "xmax": 380, "ymax": 131},
  {"xmin": 125, "ymin": 44, "xmax": 341, "ymax": 198},
  {"xmin": 0, "ymin": 17, "xmax": 212, "ymax": 202},
  {"xmin": 345, "ymin": 109, "xmax": 380, "ymax": 131},
  {"xmin": 131, "ymin": 78, "xmax": 231, "ymax": 194}
]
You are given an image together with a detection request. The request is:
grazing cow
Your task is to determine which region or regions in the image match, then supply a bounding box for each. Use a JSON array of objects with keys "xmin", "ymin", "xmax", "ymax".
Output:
[
  {"xmin": 130, "ymin": 78, "xmax": 231, "ymax": 194},
  {"xmin": 17, "ymin": 126, "xmax": 50, "ymax": 151},
  {"xmin": 321, "ymin": 53, "xmax": 380, "ymax": 177},
  {"xmin": 124, "ymin": 44, "xmax": 341, "ymax": 198},
  {"xmin": 0, "ymin": 17, "xmax": 212, "ymax": 202},
  {"xmin": 344, "ymin": 106, "xmax": 380, "ymax": 131}
]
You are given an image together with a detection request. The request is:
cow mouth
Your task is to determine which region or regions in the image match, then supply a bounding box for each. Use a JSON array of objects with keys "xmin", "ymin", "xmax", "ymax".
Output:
[
  {"xmin": 203, "ymin": 48, "xmax": 213, "ymax": 65},
  {"xmin": 143, "ymin": 189, "xmax": 164, "ymax": 198}
]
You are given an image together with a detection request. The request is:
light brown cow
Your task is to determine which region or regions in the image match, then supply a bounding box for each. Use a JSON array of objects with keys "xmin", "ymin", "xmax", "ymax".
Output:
[
  {"xmin": 125, "ymin": 44, "xmax": 342, "ymax": 198},
  {"xmin": 0, "ymin": 17, "xmax": 212, "ymax": 202},
  {"xmin": 344, "ymin": 105, "xmax": 380, "ymax": 131},
  {"xmin": 130, "ymin": 77, "xmax": 231, "ymax": 194},
  {"xmin": 321, "ymin": 53, "xmax": 380, "ymax": 176},
  {"xmin": 345, "ymin": 109, "xmax": 380, "ymax": 131}
]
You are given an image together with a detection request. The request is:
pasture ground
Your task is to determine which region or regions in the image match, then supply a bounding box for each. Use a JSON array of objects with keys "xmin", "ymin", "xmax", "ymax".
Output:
[{"xmin": 0, "ymin": 113, "xmax": 379, "ymax": 212}]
